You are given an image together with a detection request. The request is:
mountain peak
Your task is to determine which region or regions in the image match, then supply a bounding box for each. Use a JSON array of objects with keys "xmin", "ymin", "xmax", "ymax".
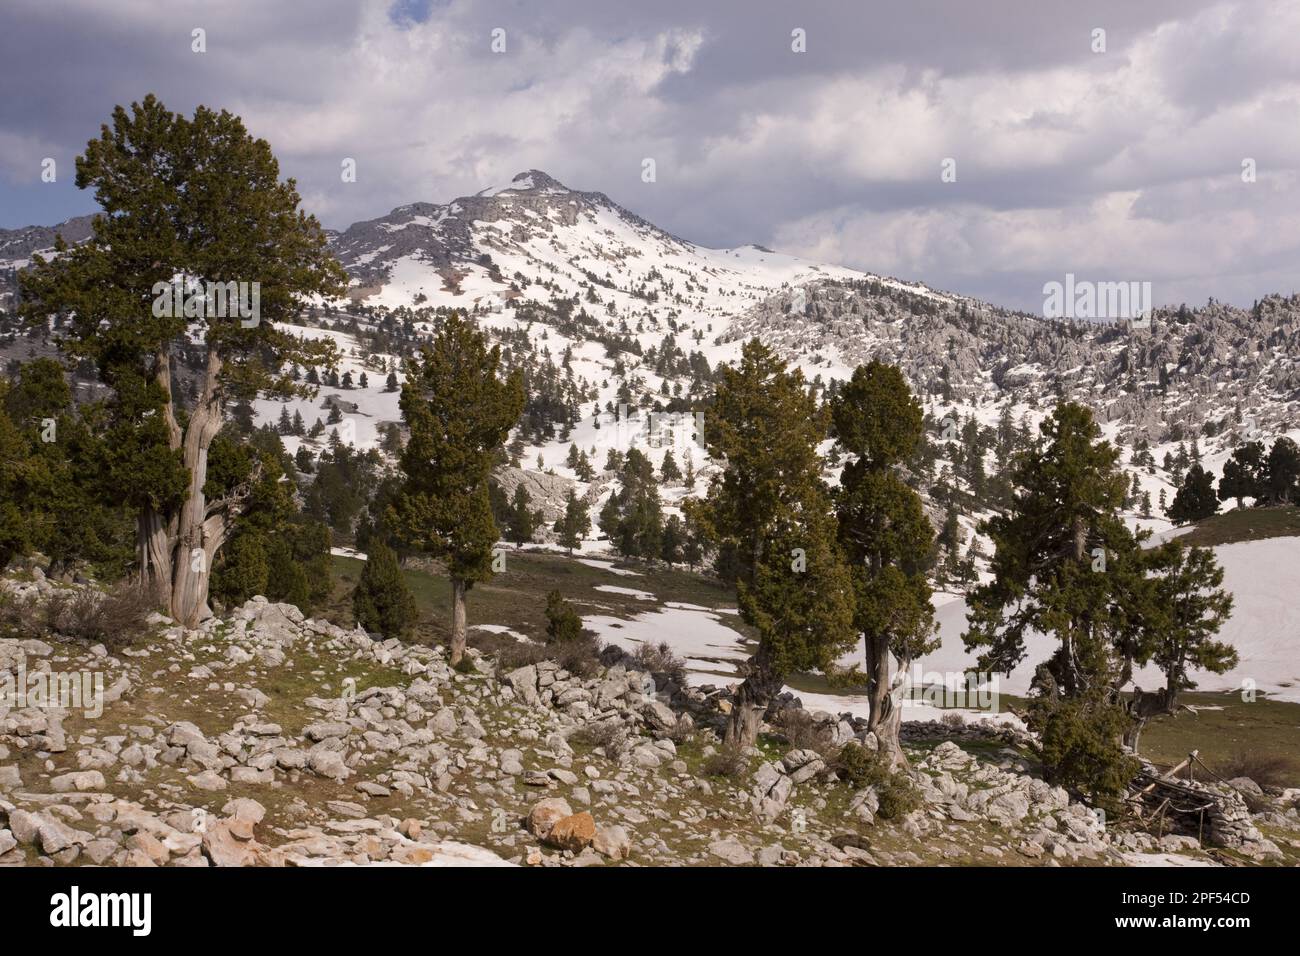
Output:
[{"xmin": 476, "ymin": 169, "xmax": 569, "ymax": 198}]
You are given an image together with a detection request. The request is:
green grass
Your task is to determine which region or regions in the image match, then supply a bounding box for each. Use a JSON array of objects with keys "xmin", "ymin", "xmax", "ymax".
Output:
[
  {"xmin": 1176, "ymin": 505, "xmax": 1300, "ymax": 547},
  {"xmin": 1136, "ymin": 691, "xmax": 1300, "ymax": 787},
  {"xmin": 327, "ymin": 549, "xmax": 743, "ymax": 649}
]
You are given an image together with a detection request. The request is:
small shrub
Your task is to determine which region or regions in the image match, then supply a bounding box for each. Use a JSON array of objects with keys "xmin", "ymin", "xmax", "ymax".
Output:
[
  {"xmin": 495, "ymin": 633, "xmax": 603, "ymax": 679},
  {"xmin": 570, "ymin": 720, "xmax": 630, "ymax": 759},
  {"xmin": 940, "ymin": 711, "xmax": 966, "ymax": 730},
  {"xmin": 0, "ymin": 589, "xmax": 40, "ymax": 640},
  {"xmin": 829, "ymin": 742, "xmax": 921, "ymax": 820},
  {"xmin": 552, "ymin": 634, "xmax": 603, "ymax": 678},
  {"xmin": 830, "ymin": 742, "xmax": 888, "ymax": 789},
  {"xmin": 544, "ymin": 590, "xmax": 584, "ymax": 643},
  {"xmin": 631, "ymin": 641, "xmax": 688, "ymax": 688},
  {"xmin": 1029, "ymin": 688, "xmax": 1138, "ymax": 814},
  {"xmin": 702, "ymin": 746, "xmax": 748, "ymax": 780},
  {"xmin": 43, "ymin": 586, "xmax": 154, "ymax": 648},
  {"xmin": 772, "ymin": 708, "xmax": 834, "ymax": 754},
  {"xmin": 875, "ymin": 776, "xmax": 923, "ymax": 820}
]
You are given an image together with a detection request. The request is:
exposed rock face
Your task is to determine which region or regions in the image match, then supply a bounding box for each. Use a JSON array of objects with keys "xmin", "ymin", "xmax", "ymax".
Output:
[{"xmin": 491, "ymin": 466, "xmax": 577, "ymax": 525}]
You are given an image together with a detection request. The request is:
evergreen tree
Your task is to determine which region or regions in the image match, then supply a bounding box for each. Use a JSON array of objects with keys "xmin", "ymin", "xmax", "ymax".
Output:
[
  {"xmin": 1122, "ymin": 541, "xmax": 1235, "ymax": 750},
  {"xmin": 544, "ymin": 589, "xmax": 584, "ymax": 643},
  {"xmin": 1218, "ymin": 441, "xmax": 1264, "ymax": 508},
  {"xmin": 1166, "ymin": 462, "xmax": 1217, "ymax": 524},
  {"xmin": 660, "ymin": 513, "xmax": 685, "ymax": 567},
  {"xmin": 660, "ymin": 450, "xmax": 681, "ymax": 483},
  {"xmin": 832, "ymin": 361, "xmax": 939, "ymax": 765},
  {"xmin": 965, "ymin": 403, "xmax": 1138, "ymax": 695},
  {"xmin": 963, "ymin": 403, "xmax": 1142, "ymax": 801},
  {"xmin": 553, "ymin": 488, "xmax": 590, "ymax": 555},
  {"xmin": 699, "ymin": 340, "xmax": 856, "ymax": 747},
  {"xmin": 385, "ymin": 371, "xmax": 399, "ymax": 392},
  {"xmin": 18, "ymin": 95, "xmax": 346, "ymax": 624},
  {"xmin": 359, "ymin": 372, "xmax": 368, "ymax": 389},
  {"xmin": 506, "ymin": 484, "xmax": 541, "ymax": 547},
  {"xmin": 1261, "ymin": 437, "xmax": 1300, "ymax": 504},
  {"xmin": 351, "ymin": 542, "xmax": 417, "ymax": 639},
  {"xmin": 388, "ymin": 314, "xmax": 524, "ymax": 666}
]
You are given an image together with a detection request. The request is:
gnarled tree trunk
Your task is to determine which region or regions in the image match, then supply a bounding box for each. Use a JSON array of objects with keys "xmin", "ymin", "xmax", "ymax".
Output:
[
  {"xmin": 724, "ymin": 644, "xmax": 783, "ymax": 749},
  {"xmin": 136, "ymin": 344, "xmax": 240, "ymax": 628},
  {"xmin": 866, "ymin": 632, "xmax": 908, "ymax": 768},
  {"xmin": 449, "ymin": 577, "xmax": 468, "ymax": 666}
]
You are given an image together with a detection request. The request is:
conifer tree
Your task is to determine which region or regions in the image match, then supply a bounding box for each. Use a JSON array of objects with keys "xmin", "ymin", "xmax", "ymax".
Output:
[
  {"xmin": 506, "ymin": 484, "xmax": 541, "ymax": 547},
  {"xmin": 18, "ymin": 95, "xmax": 346, "ymax": 624},
  {"xmin": 554, "ymin": 488, "xmax": 590, "ymax": 555},
  {"xmin": 1261, "ymin": 437, "xmax": 1300, "ymax": 504},
  {"xmin": 700, "ymin": 339, "xmax": 856, "ymax": 747},
  {"xmin": 831, "ymin": 361, "xmax": 939, "ymax": 766},
  {"xmin": 350, "ymin": 542, "xmax": 417, "ymax": 639},
  {"xmin": 660, "ymin": 514, "xmax": 684, "ymax": 567},
  {"xmin": 1167, "ymin": 462, "xmax": 1218, "ymax": 524},
  {"xmin": 388, "ymin": 314, "xmax": 523, "ymax": 666},
  {"xmin": 544, "ymin": 589, "xmax": 585, "ymax": 643},
  {"xmin": 660, "ymin": 450, "xmax": 681, "ymax": 483},
  {"xmin": 1218, "ymin": 441, "xmax": 1264, "ymax": 508}
]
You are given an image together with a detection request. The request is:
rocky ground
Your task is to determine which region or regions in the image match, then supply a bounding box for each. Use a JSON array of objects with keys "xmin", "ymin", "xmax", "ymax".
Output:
[{"xmin": 2, "ymin": 570, "xmax": 1297, "ymax": 868}]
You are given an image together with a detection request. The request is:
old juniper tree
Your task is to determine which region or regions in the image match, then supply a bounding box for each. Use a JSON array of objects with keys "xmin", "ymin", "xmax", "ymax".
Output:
[
  {"xmin": 19, "ymin": 95, "xmax": 345, "ymax": 624},
  {"xmin": 963, "ymin": 403, "xmax": 1145, "ymax": 800},
  {"xmin": 701, "ymin": 339, "xmax": 855, "ymax": 747},
  {"xmin": 388, "ymin": 314, "xmax": 523, "ymax": 666},
  {"xmin": 831, "ymin": 361, "xmax": 939, "ymax": 767}
]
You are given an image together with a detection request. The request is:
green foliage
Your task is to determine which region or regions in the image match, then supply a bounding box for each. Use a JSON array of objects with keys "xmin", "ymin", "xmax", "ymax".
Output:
[
  {"xmin": 351, "ymin": 542, "xmax": 417, "ymax": 639},
  {"xmin": 1262, "ymin": 436, "xmax": 1300, "ymax": 505},
  {"xmin": 696, "ymin": 341, "xmax": 857, "ymax": 734},
  {"xmin": 1167, "ymin": 462, "xmax": 1218, "ymax": 524},
  {"xmin": 553, "ymin": 488, "xmax": 590, "ymax": 555},
  {"xmin": 832, "ymin": 743, "xmax": 922, "ymax": 819},
  {"xmin": 388, "ymin": 313, "xmax": 524, "ymax": 583},
  {"xmin": 544, "ymin": 589, "xmax": 584, "ymax": 643},
  {"xmin": 964, "ymin": 402, "xmax": 1140, "ymax": 693},
  {"xmin": 1131, "ymin": 541, "xmax": 1236, "ymax": 697},
  {"xmin": 506, "ymin": 484, "xmax": 542, "ymax": 546},
  {"xmin": 599, "ymin": 448, "xmax": 664, "ymax": 559},
  {"xmin": 0, "ymin": 361, "xmax": 134, "ymax": 577},
  {"xmin": 1218, "ymin": 441, "xmax": 1264, "ymax": 507},
  {"xmin": 1028, "ymin": 680, "xmax": 1139, "ymax": 811}
]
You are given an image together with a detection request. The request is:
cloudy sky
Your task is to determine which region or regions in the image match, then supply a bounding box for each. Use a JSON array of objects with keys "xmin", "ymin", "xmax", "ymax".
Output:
[{"xmin": 3, "ymin": 0, "xmax": 1299, "ymax": 310}]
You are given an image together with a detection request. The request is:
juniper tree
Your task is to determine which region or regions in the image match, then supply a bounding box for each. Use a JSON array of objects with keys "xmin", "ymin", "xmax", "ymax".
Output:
[
  {"xmin": 1167, "ymin": 462, "xmax": 1217, "ymax": 524},
  {"xmin": 831, "ymin": 361, "xmax": 939, "ymax": 766},
  {"xmin": 660, "ymin": 514, "xmax": 684, "ymax": 567},
  {"xmin": 506, "ymin": 484, "xmax": 541, "ymax": 547},
  {"xmin": 963, "ymin": 403, "xmax": 1147, "ymax": 798},
  {"xmin": 700, "ymin": 339, "xmax": 856, "ymax": 747},
  {"xmin": 1261, "ymin": 437, "xmax": 1300, "ymax": 504},
  {"xmin": 1218, "ymin": 441, "xmax": 1264, "ymax": 508},
  {"xmin": 351, "ymin": 542, "xmax": 417, "ymax": 640},
  {"xmin": 387, "ymin": 314, "xmax": 523, "ymax": 666},
  {"xmin": 964, "ymin": 402, "xmax": 1143, "ymax": 697},
  {"xmin": 1120, "ymin": 540, "xmax": 1234, "ymax": 750},
  {"xmin": 19, "ymin": 95, "xmax": 346, "ymax": 624},
  {"xmin": 553, "ymin": 488, "xmax": 590, "ymax": 555}
]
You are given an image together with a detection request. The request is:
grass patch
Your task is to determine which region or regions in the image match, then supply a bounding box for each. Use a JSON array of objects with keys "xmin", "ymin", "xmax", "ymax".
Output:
[{"xmin": 1176, "ymin": 505, "xmax": 1300, "ymax": 547}]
